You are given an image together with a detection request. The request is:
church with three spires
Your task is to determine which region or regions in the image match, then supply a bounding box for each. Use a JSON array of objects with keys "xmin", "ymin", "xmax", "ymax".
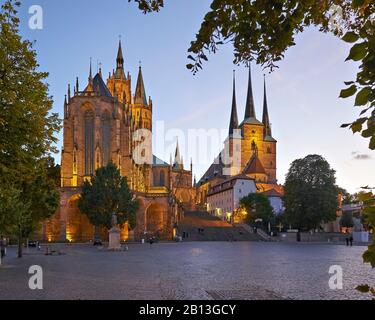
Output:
[
  {"xmin": 196, "ymin": 67, "xmax": 283, "ymax": 219},
  {"xmin": 41, "ymin": 41, "xmax": 195, "ymax": 242}
]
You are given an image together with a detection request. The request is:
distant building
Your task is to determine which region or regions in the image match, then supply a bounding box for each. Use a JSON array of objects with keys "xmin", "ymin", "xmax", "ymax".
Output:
[
  {"xmin": 196, "ymin": 67, "xmax": 283, "ymax": 216},
  {"xmin": 260, "ymin": 188, "xmax": 284, "ymax": 215},
  {"xmin": 206, "ymin": 175, "xmax": 256, "ymax": 222}
]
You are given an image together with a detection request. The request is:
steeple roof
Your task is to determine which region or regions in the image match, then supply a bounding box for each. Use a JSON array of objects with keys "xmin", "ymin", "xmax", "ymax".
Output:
[
  {"xmin": 244, "ymin": 65, "xmax": 256, "ymax": 120},
  {"xmin": 134, "ymin": 66, "xmax": 148, "ymax": 105},
  {"xmin": 229, "ymin": 71, "xmax": 239, "ymax": 136},
  {"xmin": 262, "ymin": 75, "xmax": 272, "ymax": 137},
  {"xmin": 92, "ymin": 73, "xmax": 113, "ymax": 97},
  {"xmin": 243, "ymin": 153, "xmax": 266, "ymax": 175},
  {"xmin": 114, "ymin": 40, "xmax": 126, "ymax": 80}
]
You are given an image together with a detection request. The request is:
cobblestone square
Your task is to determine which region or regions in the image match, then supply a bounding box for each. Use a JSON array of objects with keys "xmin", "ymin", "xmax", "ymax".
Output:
[{"xmin": 0, "ymin": 242, "xmax": 374, "ymax": 300}]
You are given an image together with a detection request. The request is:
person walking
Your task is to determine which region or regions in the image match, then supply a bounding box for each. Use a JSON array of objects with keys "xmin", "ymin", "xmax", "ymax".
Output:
[
  {"xmin": 349, "ymin": 235, "xmax": 353, "ymax": 246},
  {"xmin": 0, "ymin": 236, "xmax": 5, "ymax": 259},
  {"xmin": 345, "ymin": 236, "xmax": 349, "ymax": 246}
]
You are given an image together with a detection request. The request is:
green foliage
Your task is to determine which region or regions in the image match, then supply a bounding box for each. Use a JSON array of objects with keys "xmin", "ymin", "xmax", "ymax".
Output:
[
  {"xmin": 240, "ymin": 193, "xmax": 273, "ymax": 227},
  {"xmin": 0, "ymin": 1, "xmax": 61, "ymax": 243},
  {"xmin": 358, "ymin": 191, "xmax": 375, "ymax": 268},
  {"xmin": 78, "ymin": 162, "xmax": 139, "ymax": 230},
  {"xmin": 130, "ymin": 0, "xmax": 375, "ymax": 149},
  {"xmin": 283, "ymin": 155, "xmax": 338, "ymax": 231},
  {"xmin": 128, "ymin": 0, "xmax": 163, "ymax": 13},
  {"xmin": 337, "ymin": 187, "xmax": 355, "ymax": 204}
]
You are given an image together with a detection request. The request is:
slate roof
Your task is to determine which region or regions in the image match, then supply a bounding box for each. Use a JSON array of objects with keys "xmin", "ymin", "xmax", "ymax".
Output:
[
  {"xmin": 153, "ymin": 155, "xmax": 169, "ymax": 167},
  {"xmin": 92, "ymin": 73, "xmax": 113, "ymax": 98},
  {"xmin": 243, "ymin": 154, "xmax": 266, "ymax": 175}
]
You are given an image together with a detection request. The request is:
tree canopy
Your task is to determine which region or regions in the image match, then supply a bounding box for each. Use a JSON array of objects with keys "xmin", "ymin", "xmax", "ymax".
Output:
[
  {"xmin": 78, "ymin": 162, "xmax": 139, "ymax": 231},
  {"xmin": 283, "ymin": 154, "xmax": 338, "ymax": 230},
  {"xmin": 0, "ymin": 1, "xmax": 61, "ymax": 256},
  {"xmin": 129, "ymin": 0, "xmax": 375, "ymax": 150},
  {"xmin": 240, "ymin": 192, "xmax": 274, "ymax": 227}
]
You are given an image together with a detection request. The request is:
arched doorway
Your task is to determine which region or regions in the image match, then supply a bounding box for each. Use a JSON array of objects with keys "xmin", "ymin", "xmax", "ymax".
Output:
[
  {"xmin": 146, "ymin": 203, "xmax": 165, "ymax": 236},
  {"xmin": 66, "ymin": 194, "xmax": 94, "ymax": 242}
]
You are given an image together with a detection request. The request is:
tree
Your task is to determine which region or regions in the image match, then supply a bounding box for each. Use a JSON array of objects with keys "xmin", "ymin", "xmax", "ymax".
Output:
[
  {"xmin": 45, "ymin": 156, "xmax": 61, "ymax": 188},
  {"xmin": 0, "ymin": 1, "xmax": 61, "ymax": 257},
  {"xmin": 240, "ymin": 193, "xmax": 273, "ymax": 228},
  {"xmin": 78, "ymin": 162, "xmax": 139, "ymax": 236},
  {"xmin": 356, "ymin": 190, "xmax": 375, "ymax": 298},
  {"xmin": 337, "ymin": 187, "xmax": 355, "ymax": 205},
  {"xmin": 130, "ymin": 0, "xmax": 375, "ymax": 150},
  {"xmin": 283, "ymin": 155, "xmax": 338, "ymax": 231},
  {"xmin": 340, "ymin": 211, "xmax": 354, "ymax": 229}
]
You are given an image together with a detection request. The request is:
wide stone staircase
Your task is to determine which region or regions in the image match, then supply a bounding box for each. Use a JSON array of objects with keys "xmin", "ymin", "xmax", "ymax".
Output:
[{"xmin": 177, "ymin": 211, "xmax": 263, "ymax": 241}]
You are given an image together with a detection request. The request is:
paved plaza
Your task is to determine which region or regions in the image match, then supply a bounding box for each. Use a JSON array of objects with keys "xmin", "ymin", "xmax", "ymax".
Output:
[{"xmin": 0, "ymin": 242, "xmax": 374, "ymax": 300}]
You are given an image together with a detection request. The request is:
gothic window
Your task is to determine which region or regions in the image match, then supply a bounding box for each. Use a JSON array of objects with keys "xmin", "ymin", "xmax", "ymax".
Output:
[
  {"xmin": 84, "ymin": 110, "xmax": 95, "ymax": 175},
  {"xmin": 160, "ymin": 171, "xmax": 165, "ymax": 186},
  {"xmin": 267, "ymin": 146, "xmax": 272, "ymax": 154},
  {"xmin": 102, "ymin": 111, "xmax": 111, "ymax": 166},
  {"xmin": 153, "ymin": 171, "xmax": 159, "ymax": 186}
]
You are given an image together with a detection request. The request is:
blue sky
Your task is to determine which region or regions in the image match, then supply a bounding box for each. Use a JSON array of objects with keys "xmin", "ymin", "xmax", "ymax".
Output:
[{"xmin": 15, "ymin": 0, "xmax": 374, "ymax": 193}]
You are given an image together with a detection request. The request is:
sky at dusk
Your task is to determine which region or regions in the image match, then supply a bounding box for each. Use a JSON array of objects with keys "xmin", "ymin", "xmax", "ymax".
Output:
[{"xmin": 15, "ymin": 0, "xmax": 375, "ymax": 193}]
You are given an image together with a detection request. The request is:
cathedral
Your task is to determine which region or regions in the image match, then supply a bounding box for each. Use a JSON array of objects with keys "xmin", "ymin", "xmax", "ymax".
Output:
[
  {"xmin": 196, "ymin": 67, "xmax": 283, "ymax": 218},
  {"xmin": 42, "ymin": 41, "xmax": 195, "ymax": 242}
]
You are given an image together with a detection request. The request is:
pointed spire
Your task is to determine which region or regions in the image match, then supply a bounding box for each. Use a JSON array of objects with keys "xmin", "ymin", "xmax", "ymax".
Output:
[
  {"xmin": 88, "ymin": 57, "xmax": 93, "ymax": 84},
  {"xmin": 244, "ymin": 64, "xmax": 256, "ymax": 120},
  {"xmin": 193, "ymin": 175, "xmax": 197, "ymax": 187},
  {"xmin": 98, "ymin": 62, "xmax": 102, "ymax": 77},
  {"xmin": 174, "ymin": 138, "xmax": 182, "ymax": 167},
  {"xmin": 229, "ymin": 70, "xmax": 239, "ymax": 136},
  {"xmin": 114, "ymin": 39, "xmax": 125, "ymax": 79},
  {"xmin": 64, "ymin": 95, "xmax": 68, "ymax": 118},
  {"xmin": 76, "ymin": 77, "xmax": 79, "ymax": 93},
  {"xmin": 134, "ymin": 65, "xmax": 148, "ymax": 105},
  {"xmin": 67, "ymin": 84, "xmax": 71, "ymax": 102},
  {"xmin": 117, "ymin": 39, "xmax": 124, "ymax": 69},
  {"xmin": 262, "ymin": 75, "xmax": 272, "ymax": 137}
]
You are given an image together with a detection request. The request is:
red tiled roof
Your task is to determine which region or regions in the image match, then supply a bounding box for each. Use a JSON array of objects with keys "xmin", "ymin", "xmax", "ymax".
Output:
[{"xmin": 261, "ymin": 188, "xmax": 283, "ymax": 198}]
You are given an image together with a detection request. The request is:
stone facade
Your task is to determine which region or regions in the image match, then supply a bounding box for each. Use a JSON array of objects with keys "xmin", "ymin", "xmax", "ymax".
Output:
[{"xmin": 42, "ymin": 41, "xmax": 195, "ymax": 242}]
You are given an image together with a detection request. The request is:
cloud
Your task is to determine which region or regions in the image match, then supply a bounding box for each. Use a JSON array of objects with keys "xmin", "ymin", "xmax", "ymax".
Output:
[{"xmin": 352, "ymin": 153, "xmax": 372, "ymax": 160}]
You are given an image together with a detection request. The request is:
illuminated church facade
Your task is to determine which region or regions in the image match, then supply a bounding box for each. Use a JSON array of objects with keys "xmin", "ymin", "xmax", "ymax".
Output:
[
  {"xmin": 196, "ymin": 67, "xmax": 283, "ymax": 219},
  {"xmin": 42, "ymin": 42, "xmax": 195, "ymax": 242}
]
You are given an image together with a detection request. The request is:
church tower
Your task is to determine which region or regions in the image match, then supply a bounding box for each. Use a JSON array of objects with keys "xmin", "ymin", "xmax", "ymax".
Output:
[
  {"xmin": 107, "ymin": 40, "xmax": 131, "ymax": 105},
  {"xmin": 224, "ymin": 71, "xmax": 241, "ymax": 176},
  {"xmin": 260, "ymin": 76, "xmax": 277, "ymax": 183},
  {"xmin": 240, "ymin": 66, "xmax": 265, "ymax": 171}
]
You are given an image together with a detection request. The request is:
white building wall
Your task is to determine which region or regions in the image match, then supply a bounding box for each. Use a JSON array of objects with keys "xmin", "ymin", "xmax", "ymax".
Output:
[
  {"xmin": 233, "ymin": 179, "xmax": 257, "ymax": 208},
  {"xmin": 207, "ymin": 179, "xmax": 256, "ymax": 221}
]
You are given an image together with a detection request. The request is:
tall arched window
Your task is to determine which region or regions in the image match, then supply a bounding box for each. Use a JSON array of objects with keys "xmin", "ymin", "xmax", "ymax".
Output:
[
  {"xmin": 84, "ymin": 110, "xmax": 95, "ymax": 175},
  {"xmin": 102, "ymin": 111, "xmax": 110, "ymax": 166},
  {"xmin": 160, "ymin": 171, "xmax": 165, "ymax": 186},
  {"xmin": 153, "ymin": 171, "xmax": 159, "ymax": 187}
]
